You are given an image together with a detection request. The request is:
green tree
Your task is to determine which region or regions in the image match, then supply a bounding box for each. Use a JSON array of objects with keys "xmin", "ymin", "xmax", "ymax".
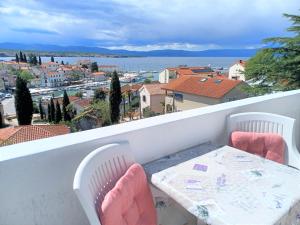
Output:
[
  {"xmin": 75, "ymin": 91, "xmax": 83, "ymax": 98},
  {"xmin": 0, "ymin": 109, "xmax": 4, "ymax": 128},
  {"xmin": 15, "ymin": 53, "xmax": 19, "ymax": 63},
  {"xmin": 28, "ymin": 54, "xmax": 38, "ymax": 65},
  {"xmin": 61, "ymin": 60, "xmax": 64, "ymax": 65},
  {"xmin": 51, "ymin": 56, "xmax": 55, "ymax": 62},
  {"xmin": 19, "ymin": 70, "xmax": 34, "ymax": 82},
  {"xmin": 94, "ymin": 88, "xmax": 106, "ymax": 101},
  {"xmin": 91, "ymin": 62, "xmax": 99, "ymax": 72},
  {"xmin": 143, "ymin": 107, "xmax": 156, "ymax": 118},
  {"xmin": 245, "ymin": 11, "xmax": 300, "ymax": 94},
  {"xmin": 62, "ymin": 90, "xmax": 71, "ymax": 121},
  {"xmin": 48, "ymin": 104, "xmax": 52, "ymax": 122},
  {"xmin": 55, "ymin": 100, "xmax": 62, "ymax": 123},
  {"xmin": 144, "ymin": 78, "xmax": 152, "ymax": 84},
  {"xmin": 109, "ymin": 71, "xmax": 122, "ymax": 123},
  {"xmin": 15, "ymin": 76, "xmax": 33, "ymax": 125},
  {"xmin": 50, "ymin": 98, "xmax": 55, "ymax": 123},
  {"xmin": 23, "ymin": 54, "xmax": 27, "ymax": 63},
  {"xmin": 38, "ymin": 56, "xmax": 42, "ymax": 65},
  {"xmin": 39, "ymin": 99, "xmax": 44, "ymax": 120},
  {"xmin": 19, "ymin": 51, "xmax": 23, "ymax": 62}
]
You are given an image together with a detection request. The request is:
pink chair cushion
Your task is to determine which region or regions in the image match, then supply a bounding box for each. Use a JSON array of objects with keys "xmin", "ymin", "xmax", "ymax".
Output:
[
  {"xmin": 98, "ymin": 163, "xmax": 157, "ymax": 225},
  {"xmin": 230, "ymin": 131, "xmax": 285, "ymax": 164}
]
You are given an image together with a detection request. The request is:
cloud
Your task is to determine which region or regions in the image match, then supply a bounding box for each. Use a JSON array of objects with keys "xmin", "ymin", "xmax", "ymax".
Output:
[
  {"xmin": 0, "ymin": 0, "xmax": 299, "ymax": 50},
  {"xmin": 11, "ymin": 28, "xmax": 59, "ymax": 35}
]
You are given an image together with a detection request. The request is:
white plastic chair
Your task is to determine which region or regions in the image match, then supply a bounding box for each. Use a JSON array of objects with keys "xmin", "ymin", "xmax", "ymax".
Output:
[
  {"xmin": 73, "ymin": 142, "xmax": 135, "ymax": 225},
  {"xmin": 228, "ymin": 112, "xmax": 300, "ymax": 169}
]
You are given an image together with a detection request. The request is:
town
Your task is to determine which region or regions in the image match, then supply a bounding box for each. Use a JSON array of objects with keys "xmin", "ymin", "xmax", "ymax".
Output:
[{"xmin": 0, "ymin": 52, "xmax": 248, "ymax": 146}]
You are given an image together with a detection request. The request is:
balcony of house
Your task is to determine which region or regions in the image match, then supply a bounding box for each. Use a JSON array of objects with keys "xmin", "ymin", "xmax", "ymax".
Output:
[{"xmin": 1, "ymin": 89, "xmax": 300, "ymax": 225}]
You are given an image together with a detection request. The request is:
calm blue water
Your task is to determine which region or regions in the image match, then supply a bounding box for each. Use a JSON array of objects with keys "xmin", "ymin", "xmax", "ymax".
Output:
[{"xmin": 0, "ymin": 56, "xmax": 248, "ymax": 72}]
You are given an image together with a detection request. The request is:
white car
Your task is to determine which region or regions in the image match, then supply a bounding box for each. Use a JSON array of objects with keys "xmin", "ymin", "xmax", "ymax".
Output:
[{"xmin": 5, "ymin": 93, "xmax": 12, "ymax": 98}]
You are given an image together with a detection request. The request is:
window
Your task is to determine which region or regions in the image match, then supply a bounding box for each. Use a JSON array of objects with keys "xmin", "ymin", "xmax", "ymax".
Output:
[
  {"xmin": 174, "ymin": 93, "xmax": 183, "ymax": 101},
  {"xmin": 142, "ymin": 95, "xmax": 146, "ymax": 102}
]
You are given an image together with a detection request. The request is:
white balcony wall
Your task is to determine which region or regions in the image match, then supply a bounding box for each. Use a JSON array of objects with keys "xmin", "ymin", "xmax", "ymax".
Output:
[{"xmin": 1, "ymin": 90, "xmax": 300, "ymax": 225}]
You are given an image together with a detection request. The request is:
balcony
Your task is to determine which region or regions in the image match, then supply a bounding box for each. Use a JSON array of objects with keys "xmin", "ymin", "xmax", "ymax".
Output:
[{"xmin": 1, "ymin": 90, "xmax": 300, "ymax": 225}]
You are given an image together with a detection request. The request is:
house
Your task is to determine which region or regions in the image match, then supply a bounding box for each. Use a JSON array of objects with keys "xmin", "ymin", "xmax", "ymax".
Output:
[
  {"xmin": 162, "ymin": 76, "xmax": 248, "ymax": 112},
  {"xmin": 139, "ymin": 83, "xmax": 165, "ymax": 116},
  {"xmin": 42, "ymin": 62, "xmax": 60, "ymax": 71},
  {"xmin": 0, "ymin": 125, "xmax": 70, "ymax": 146},
  {"xmin": 228, "ymin": 60, "xmax": 246, "ymax": 81},
  {"xmin": 121, "ymin": 84, "xmax": 142, "ymax": 97},
  {"xmin": 90, "ymin": 72, "xmax": 106, "ymax": 82},
  {"xmin": 46, "ymin": 71, "xmax": 65, "ymax": 87},
  {"xmin": 159, "ymin": 66, "xmax": 219, "ymax": 83},
  {"xmin": 72, "ymin": 98, "xmax": 92, "ymax": 113}
]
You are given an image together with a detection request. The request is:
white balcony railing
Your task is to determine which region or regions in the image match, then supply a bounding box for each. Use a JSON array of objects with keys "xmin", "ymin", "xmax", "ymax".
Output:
[{"xmin": 1, "ymin": 90, "xmax": 300, "ymax": 225}]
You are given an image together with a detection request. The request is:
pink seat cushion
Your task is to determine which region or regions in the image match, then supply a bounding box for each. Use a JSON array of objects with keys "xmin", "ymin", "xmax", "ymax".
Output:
[
  {"xmin": 230, "ymin": 131, "xmax": 285, "ymax": 164},
  {"xmin": 98, "ymin": 163, "xmax": 157, "ymax": 225}
]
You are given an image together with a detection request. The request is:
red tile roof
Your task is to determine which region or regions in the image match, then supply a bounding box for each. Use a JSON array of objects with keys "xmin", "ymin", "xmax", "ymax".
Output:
[
  {"xmin": 141, "ymin": 83, "xmax": 165, "ymax": 95},
  {"xmin": 162, "ymin": 76, "xmax": 242, "ymax": 99},
  {"xmin": 167, "ymin": 66, "xmax": 217, "ymax": 77},
  {"xmin": 121, "ymin": 84, "xmax": 143, "ymax": 93},
  {"xmin": 73, "ymin": 98, "xmax": 92, "ymax": 108},
  {"xmin": 0, "ymin": 125, "xmax": 70, "ymax": 146}
]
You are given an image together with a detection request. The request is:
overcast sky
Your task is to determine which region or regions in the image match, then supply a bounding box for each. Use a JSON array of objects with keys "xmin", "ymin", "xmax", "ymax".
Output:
[{"xmin": 0, "ymin": 0, "xmax": 299, "ymax": 51}]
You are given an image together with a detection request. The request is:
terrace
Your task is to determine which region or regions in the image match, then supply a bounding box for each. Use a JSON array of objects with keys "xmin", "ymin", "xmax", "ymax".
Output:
[{"xmin": 1, "ymin": 89, "xmax": 300, "ymax": 225}]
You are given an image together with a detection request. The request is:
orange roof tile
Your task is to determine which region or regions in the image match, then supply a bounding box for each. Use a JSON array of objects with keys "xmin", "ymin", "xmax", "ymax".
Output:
[
  {"xmin": 162, "ymin": 76, "xmax": 242, "ymax": 99},
  {"xmin": 0, "ymin": 125, "xmax": 70, "ymax": 146},
  {"xmin": 141, "ymin": 83, "xmax": 165, "ymax": 95},
  {"xmin": 73, "ymin": 98, "xmax": 92, "ymax": 108}
]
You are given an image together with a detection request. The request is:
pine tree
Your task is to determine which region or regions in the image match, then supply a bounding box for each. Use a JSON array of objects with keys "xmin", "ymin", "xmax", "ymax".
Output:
[
  {"xmin": 15, "ymin": 76, "xmax": 33, "ymax": 125},
  {"xmin": 245, "ymin": 11, "xmax": 300, "ymax": 94},
  {"xmin": 19, "ymin": 51, "xmax": 23, "ymax": 62},
  {"xmin": 15, "ymin": 53, "xmax": 19, "ymax": 63},
  {"xmin": 50, "ymin": 98, "xmax": 55, "ymax": 123},
  {"xmin": 51, "ymin": 56, "xmax": 55, "ymax": 62},
  {"xmin": 38, "ymin": 56, "xmax": 42, "ymax": 65},
  {"xmin": 109, "ymin": 71, "xmax": 122, "ymax": 123},
  {"xmin": 39, "ymin": 99, "xmax": 44, "ymax": 120},
  {"xmin": 62, "ymin": 90, "xmax": 71, "ymax": 121},
  {"xmin": 91, "ymin": 62, "xmax": 98, "ymax": 72},
  {"xmin": 48, "ymin": 104, "xmax": 52, "ymax": 122},
  {"xmin": 55, "ymin": 100, "xmax": 62, "ymax": 123},
  {"xmin": 23, "ymin": 54, "xmax": 27, "ymax": 63}
]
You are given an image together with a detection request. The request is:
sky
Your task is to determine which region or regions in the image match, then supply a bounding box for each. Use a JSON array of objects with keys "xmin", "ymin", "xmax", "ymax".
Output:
[{"xmin": 0, "ymin": 0, "xmax": 299, "ymax": 51}]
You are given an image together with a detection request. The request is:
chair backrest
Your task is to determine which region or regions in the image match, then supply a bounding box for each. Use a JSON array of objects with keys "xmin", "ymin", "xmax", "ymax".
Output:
[
  {"xmin": 73, "ymin": 142, "xmax": 135, "ymax": 225},
  {"xmin": 227, "ymin": 112, "xmax": 300, "ymax": 168}
]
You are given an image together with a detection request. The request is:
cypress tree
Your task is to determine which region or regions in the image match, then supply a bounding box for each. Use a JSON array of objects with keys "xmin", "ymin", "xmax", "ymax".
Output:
[
  {"xmin": 48, "ymin": 104, "xmax": 52, "ymax": 122},
  {"xmin": 55, "ymin": 100, "xmax": 62, "ymax": 123},
  {"xmin": 0, "ymin": 109, "xmax": 4, "ymax": 128},
  {"xmin": 50, "ymin": 98, "xmax": 55, "ymax": 123},
  {"xmin": 15, "ymin": 76, "xmax": 33, "ymax": 125},
  {"xmin": 62, "ymin": 90, "xmax": 71, "ymax": 121},
  {"xmin": 61, "ymin": 60, "xmax": 64, "ymax": 65},
  {"xmin": 51, "ymin": 56, "xmax": 54, "ymax": 62},
  {"xmin": 109, "ymin": 71, "xmax": 122, "ymax": 123},
  {"xmin": 91, "ymin": 62, "xmax": 98, "ymax": 72},
  {"xmin": 38, "ymin": 56, "xmax": 42, "ymax": 65},
  {"xmin": 39, "ymin": 99, "xmax": 44, "ymax": 120},
  {"xmin": 33, "ymin": 55, "xmax": 38, "ymax": 65},
  {"xmin": 15, "ymin": 53, "xmax": 19, "ymax": 63},
  {"xmin": 19, "ymin": 51, "xmax": 23, "ymax": 62},
  {"xmin": 23, "ymin": 54, "xmax": 27, "ymax": 63}
]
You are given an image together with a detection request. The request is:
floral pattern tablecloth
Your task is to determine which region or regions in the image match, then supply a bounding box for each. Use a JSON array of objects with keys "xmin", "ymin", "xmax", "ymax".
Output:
[{"xmin": 151, "ymin": 146, "xmax": 300, "ymax": 225}]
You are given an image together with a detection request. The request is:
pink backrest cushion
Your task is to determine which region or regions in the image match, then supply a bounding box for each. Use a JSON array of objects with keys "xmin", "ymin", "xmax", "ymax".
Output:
[
  {"xmin": 97, "ymin": 163, "xmax": 157, "ymax": 225},
  {"xmin": 230, "ymin": 131, "xmax": 285, "ymax": 164}
]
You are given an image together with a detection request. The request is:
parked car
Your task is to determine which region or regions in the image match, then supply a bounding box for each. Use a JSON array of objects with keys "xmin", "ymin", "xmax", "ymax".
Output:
[{"xmin": 5, "ymin": 93, "xmax": 12, "ymax": 98}]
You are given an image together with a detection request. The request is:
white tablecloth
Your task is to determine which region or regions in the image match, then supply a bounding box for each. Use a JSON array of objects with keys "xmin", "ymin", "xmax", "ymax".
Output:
[{"xmin": 151, "ymin": 146, "xmax": 300, "ymax": 225}]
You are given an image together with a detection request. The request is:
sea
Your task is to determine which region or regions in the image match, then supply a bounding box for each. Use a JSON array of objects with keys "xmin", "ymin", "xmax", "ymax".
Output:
[{"xmin": 0, "ymin": 56, "xmax": 248, "ymax": 73}]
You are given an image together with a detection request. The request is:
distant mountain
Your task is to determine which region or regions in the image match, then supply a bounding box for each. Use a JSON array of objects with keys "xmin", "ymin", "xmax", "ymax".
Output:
[{"xmin": 0, "ymin": 42, "xmax": 258, "ymax": 57}]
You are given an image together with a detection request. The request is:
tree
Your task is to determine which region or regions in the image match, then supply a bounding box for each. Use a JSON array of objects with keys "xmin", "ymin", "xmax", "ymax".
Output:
[
  {"xmin": 48, "ymin": 104, "xmax": 52, "ymax": 122},
  {"xmin": 23, "ymin": 54, "xmax": 27, "ymax": 63},
  {"xmin": 62, "ymin": 90, "xmax": 71, "ymax": 121},
  {"xmin": 15, "ymin": 76, "xmax": 33, "ymax": 125},
  {"xmin": 19, "ymin": 70, "xmax": 34, "ymax": 82},
  {"xmin": 144, "ymin": 78, "xmax": 152, "ymax": 84},
  {"xmin": 39, "ymin": 99, "xmax": 44, "ymax": 120},
  {"xmin": 19, "ymin": 51, "xmax": 23, "ymax": 62},
  {"xmin": 109, "ymin": 71, "xmax": 122, "ymax": 123},
  {"xmin": 61, "ymin": 60, "xmax": 64, "ymax": 65},
  {"xmin": 91, "ymin": 62, "xmax": 98, "ymax": 72},
  {"xmin": 28, "ymin": 54, "xmax": 38, "ymax": 65},
  {"xmin": 50, "ymin": 98, "xmax": 55, "ymax": 123},
  {"xmin": 38, "ymin": 56, "xmax": 42, "ymax": 65},
  {"xmin": 55, "ymin": 100, "xmax": 62, "ymax": 123},
  {"xmin": 245, "ymin": 11, "xmax": 300, "ymax": 94},
  {"xmin": 0, "ymin": 109, "xmax": 4, "ymax": 128},
  {"xmin": 51, "ymin": 56, "xmax": 55, "ymax": 62},
  {"xmin": 15, "ymin": 53, "xmax": 19, "ymax": 63},
  {"xmin": 94, "ymin": 88, "xmax": 106, "ymax": 101}
]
